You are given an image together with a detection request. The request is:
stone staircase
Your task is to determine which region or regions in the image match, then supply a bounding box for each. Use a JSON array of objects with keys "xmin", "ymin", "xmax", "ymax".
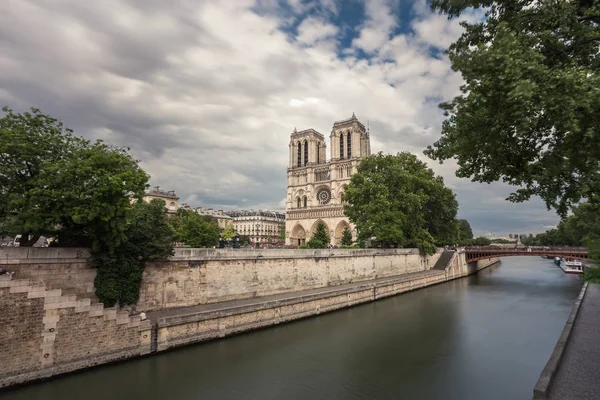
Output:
[
  {"xmin": 432, "ymin": 250, "xmax": 455, "ymax": 271},
  {"xmin": 0, "ymin": 272, "xmax": 142, "ymax": 326}
]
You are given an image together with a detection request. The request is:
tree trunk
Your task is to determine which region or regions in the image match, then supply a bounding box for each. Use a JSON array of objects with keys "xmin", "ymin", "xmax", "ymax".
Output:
[{"xmin": 18, "ymin": 233, "xmax": 41, "ymax": 247}]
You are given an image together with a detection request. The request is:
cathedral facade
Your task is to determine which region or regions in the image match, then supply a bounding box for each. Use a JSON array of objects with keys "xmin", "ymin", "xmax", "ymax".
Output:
[{"xmin": 285, "ymin": 114, "xmax": 371, "ymax": 246}]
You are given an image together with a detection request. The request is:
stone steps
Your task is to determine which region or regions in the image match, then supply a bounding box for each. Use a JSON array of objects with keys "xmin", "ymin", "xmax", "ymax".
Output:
[{"xmin": 0, "ymin": 270, "xmax": 142, "ymax": 327}]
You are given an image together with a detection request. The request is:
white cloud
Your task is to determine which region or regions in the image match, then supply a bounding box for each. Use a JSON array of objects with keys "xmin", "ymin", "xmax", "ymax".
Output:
[
  {"xmin": 352, "ymin": 0, "xmax": 398, "ymax": 54},
  {"xmin": 296, "ymin": 16, "xmax": 339, "ymax": 46},
  {"xmin": 0, "ymin": 0, "xmax": 559, "ymax": 235}
]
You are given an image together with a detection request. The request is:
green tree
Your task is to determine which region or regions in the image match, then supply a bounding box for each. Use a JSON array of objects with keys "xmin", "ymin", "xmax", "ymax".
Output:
[
  {"xmin": 0, "ymin": 107, "xmax": 86, "ymax": 245},
  {"xmin": 221, "ymin": 224, "xmax": 236, "ymax": 241},
  {"xmin": 279, "ymin": 226, "xmax": 286, "ymax": 242},
  {"xmin": 94, "ymin": 199, "xmax": 174, "ymax": 306},
  {"xmin": 238, "ymin": 235, "xmax": 251, "ymax": 246},
  {"xmin": 172, "ymin": 209, "xmax": 220, "ymax": 248},
  {"xmin": 457, "ymin": 219, "xmax": 474, "ymax": 243},
  {"xmin": 472, "ymin": 236, "xmax": 492, "ymax": 246},
  {"xmin": 425, "ymin": 0, "xmax": 600, "ymax": 216},
  {"xmin": 0, "ymin": 107, "xmax": 179, "ymax": 306},
  {"xmin": 343, "ymin": 152, "xmax": 459, "ymax": 254},
  {"xmin": 341, "ymin": 226, "xmax": 353, "ymax": 246},
  {"xmin": 307, "ymin": 221, "xmax": 331, "ymax": 248},
  {"xmin": 0, "ymin": 107, "xmax": 149, "ymax": 248}
]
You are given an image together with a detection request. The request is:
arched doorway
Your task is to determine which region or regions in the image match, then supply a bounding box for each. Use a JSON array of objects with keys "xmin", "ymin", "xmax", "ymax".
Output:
[
  {"xmin": 291, "ymin": 224, "xmax": 307, "ymax": 246},
  {"xmin": 334, "ymin": 220, "xmax": 350, "ymax": 245},
  {"xmin": 309, "ymin": 220, "xmax": 331, "ymax": 245}
]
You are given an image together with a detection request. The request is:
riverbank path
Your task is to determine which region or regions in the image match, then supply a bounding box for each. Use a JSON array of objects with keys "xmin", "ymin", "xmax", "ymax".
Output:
[
  {"xmin": 549, "ymin": 283, "xmax": 600, "ymax": 399},
  {"xmin": 146, "ymin": 270, "xmax": 445, "ymax": 323}
]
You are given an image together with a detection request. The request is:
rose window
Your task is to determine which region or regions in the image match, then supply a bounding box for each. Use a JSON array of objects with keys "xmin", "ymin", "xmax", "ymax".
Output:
[{"xmin": 317, "ymin": 188, "xmax": 331, "ymax": 205}]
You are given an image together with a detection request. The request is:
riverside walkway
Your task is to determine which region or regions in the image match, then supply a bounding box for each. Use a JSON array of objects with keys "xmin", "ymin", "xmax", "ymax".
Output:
[
  {"xmin": 146, "ymin": 269, "xmax": 446, "ymax": 322},
  {"xmin": 548, "ymin": 283, "xmax": 600, "ymax": 399}
]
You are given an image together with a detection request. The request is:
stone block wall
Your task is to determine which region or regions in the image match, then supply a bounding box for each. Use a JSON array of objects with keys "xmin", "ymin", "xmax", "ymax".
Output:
[
  {"xmin": 155, "ymin": 270, "xmax": 450, "ymax": 352},
  {"xmin": 1, "ymin": 247, "xmax": 441, "ymax": 312},
  {"xmin": 0, "ymin": 273, "xmax": 151, "ymax": 389},
  {"xmin": 1, "ymin": 247, "xmax": 95, "ymax": 299},
  {"xmin": 138, "ymin": 248, "xmax": 438, "ymax": 311}
]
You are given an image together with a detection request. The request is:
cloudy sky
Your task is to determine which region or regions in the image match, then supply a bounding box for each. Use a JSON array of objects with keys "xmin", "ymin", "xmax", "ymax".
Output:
[{"xmin": 0, "ymin": 0, "xmax": 560, "ymax": 237}]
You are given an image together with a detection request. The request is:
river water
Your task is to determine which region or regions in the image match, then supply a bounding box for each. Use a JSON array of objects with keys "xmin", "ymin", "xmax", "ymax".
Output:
[{"xmin": 4, "ymin": 257, "xmax": 582, "ymax": 400}]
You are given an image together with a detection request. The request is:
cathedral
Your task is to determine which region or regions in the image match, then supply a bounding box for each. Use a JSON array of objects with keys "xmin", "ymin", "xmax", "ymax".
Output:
[{"xmin": 285, "ymin": 113, "xmax": 371, "ymax": 246}]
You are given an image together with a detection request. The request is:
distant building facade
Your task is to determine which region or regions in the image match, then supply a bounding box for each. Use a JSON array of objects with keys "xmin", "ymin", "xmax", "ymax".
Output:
[
  {"xmin": 194, "ymin": 207, "xmax": 233, "ymax": 230},
  {"xmin": 226, "ymin": 210, "xmax": 285, "ymax": 244},
  {"xmin": 142, "ymin": 186, "xmax": 179, "ymax": 213},
  {"xmin": 285, "ymin": 114, "xmax": 371, "ymax": 246}
]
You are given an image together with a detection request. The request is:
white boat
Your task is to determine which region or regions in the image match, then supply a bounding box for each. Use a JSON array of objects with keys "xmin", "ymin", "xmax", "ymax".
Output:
[{"xmin": 559, "ymin": 259, "xmax": 584, "ymax": 274}]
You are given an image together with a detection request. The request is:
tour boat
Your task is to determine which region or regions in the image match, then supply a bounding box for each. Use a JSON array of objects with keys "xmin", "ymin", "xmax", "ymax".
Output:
[
  {"xmin": 554, "ymin": 257, "xmax": 561, "ymax": 266},
  {"xmin": 559, "ymin": 259, "xmax": 584, "ymax": 274}
]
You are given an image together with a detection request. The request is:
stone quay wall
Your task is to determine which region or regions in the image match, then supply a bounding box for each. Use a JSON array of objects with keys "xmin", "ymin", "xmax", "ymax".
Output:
[
  {"xmin": 0, "ymin": 272, "xmax": 152, "ymax": 389},
  {"xmin": 1, "ymin": 247, "xmax": 442, "ymax": 312},
  {"xmin": 155, "ymin": 253, "xmax": 500, "ymax": 352},
  {"xmin": 0, "ymin": 247, "xmax": 498, "ymax": 389}
]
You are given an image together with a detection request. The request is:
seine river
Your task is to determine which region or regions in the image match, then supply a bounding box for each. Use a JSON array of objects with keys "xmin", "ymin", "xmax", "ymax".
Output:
[{"xmin": 4, "ymin": 256, "xmax": 582, "ymax": 400}]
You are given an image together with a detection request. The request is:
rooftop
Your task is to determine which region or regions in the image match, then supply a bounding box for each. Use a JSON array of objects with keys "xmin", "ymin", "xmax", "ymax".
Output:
[
  {"xmin": 332, "ymin": 112, "xmax": 366, "ymax": 130},
  {"xmin": 290, "ymin": 128, "xmax": 324, "ymax": 139},
  {"xmin": 145, "ymin": 186, "xmax": 179, "ymax": 199},
  {"xmin": 194, "ymin": 207, "xmax": 232, "ymax": 219},
  {"xmin": 226, "ymin": 210, "xmax": 286, "ymax": 219}
]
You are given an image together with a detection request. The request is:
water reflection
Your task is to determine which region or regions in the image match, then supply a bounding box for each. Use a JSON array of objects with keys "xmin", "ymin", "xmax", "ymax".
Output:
[{"xmin": 3, "ymin": 257, "xmax": 581, "ymax": 400}]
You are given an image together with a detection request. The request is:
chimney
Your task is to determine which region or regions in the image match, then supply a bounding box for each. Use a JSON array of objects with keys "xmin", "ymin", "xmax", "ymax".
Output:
[{"xmin": 153, "ymin": 186, "xmax": 159, "ymax": 192}]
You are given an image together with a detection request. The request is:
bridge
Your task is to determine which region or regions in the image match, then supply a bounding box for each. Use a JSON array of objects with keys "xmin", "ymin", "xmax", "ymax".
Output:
[{"xmin": 464, "ymin": 247, "xmax": 590, "ymax": 263}]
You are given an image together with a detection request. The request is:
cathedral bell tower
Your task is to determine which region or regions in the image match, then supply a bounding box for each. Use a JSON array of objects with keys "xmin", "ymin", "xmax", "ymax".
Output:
[{"xmin": 285, "ymin": 114, "xmax": 371, "ymax": 247}]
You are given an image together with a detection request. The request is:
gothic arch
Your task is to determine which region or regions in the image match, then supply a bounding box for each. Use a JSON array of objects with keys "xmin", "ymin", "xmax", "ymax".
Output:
[
  {"xmin": 334, "ymin": 220, "xmax": 350, "ymax": 244},
  {"xmin": 291, "ymin": 223, "xmax": 307, "ymax": 246},
  {"xmin": 310, "ymin": 219, "xmax": 330, "ymax": 238},
  {"xmin": 337, "ymin": 184, "xmax": 347, "ymax": 201},
  {"xmin": 292, "ymin": 223, "xmax": 306, "ymax": 239}
]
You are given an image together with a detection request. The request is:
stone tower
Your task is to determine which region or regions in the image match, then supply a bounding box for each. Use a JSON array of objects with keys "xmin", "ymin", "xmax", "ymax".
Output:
[{"xmin": 285, "ymin": 114, "xmax": 371, "ymax": 246}]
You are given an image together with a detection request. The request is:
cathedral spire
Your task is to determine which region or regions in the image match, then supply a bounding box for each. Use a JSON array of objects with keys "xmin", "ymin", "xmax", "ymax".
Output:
[{"xmin": 351, "ymin": 112, "xmax": 356, "ymax": 119}]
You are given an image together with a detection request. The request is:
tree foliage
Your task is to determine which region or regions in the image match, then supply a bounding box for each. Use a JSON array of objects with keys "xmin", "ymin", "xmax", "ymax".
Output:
[
  {"xmin": 171, "ymin": 209, "xmax": 220, "ymax": 248},
  {"xmin": 341, "ymin": 226, "xmax": 353, "ymax": 246},
  {"xmin": 0, "ymin": 107, "xmax": 176, "ymax": 306},
  {"xmin": 458, "ymin": 219, "xmax": 474, "ymax": 243},
  {"xmin": 220, "ymin": 224, "xmax": 236, "ymax": 241},
  {"xmin": 471, "ymin": 236, "xmax": 492, "ymax": 246},
  {"xmin": 307, "ymin": 221, "xmax": 331, "ymax": 248},
  {"xmin": 522, "ymin": 202, "xmax": 600, "ymax": 247},
  {"xmin": 0, "ymin": 107, "xmax": 149, "ymax": 248},
  {"xmin": 425, "ymin": 0, "xmax": 600, "ymax": 216},
  {"xmin": 343, "ymin": 152, "xmax": 459, "ymax": 254},
  {"xmin": 94, "ymin": 199, "xmax": 174, "ymax": 306}
]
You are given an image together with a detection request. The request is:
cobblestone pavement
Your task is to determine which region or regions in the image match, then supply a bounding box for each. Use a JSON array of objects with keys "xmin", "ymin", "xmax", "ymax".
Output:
[{"xmin": 549, "ymin": 283, "xmax": 600, "ymax": 400}]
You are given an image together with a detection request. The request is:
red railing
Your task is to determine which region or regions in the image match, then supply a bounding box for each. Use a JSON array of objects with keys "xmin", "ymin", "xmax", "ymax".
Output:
[{"xmin": 464, "ymin": 246, "xmax": 589, "ymax": 262}]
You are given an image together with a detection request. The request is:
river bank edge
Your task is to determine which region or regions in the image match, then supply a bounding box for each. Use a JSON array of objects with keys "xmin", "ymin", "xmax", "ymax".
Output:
[
  {"xmin": 1, "ymin": 256, "xmax": 499, "ymax": 391},
  {"xmin": 532, "ymin": 280, "xmax": 589, "ymax": 399}
]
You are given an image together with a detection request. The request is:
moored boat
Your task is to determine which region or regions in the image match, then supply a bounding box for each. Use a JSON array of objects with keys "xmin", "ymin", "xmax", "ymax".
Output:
[
  {"xmin": 559, "ymin": 259, "xmax": 584, "ymax": 274},
  {"xmin": 554, "ymin": 257, "xmax": 561, "ymax": 266}
]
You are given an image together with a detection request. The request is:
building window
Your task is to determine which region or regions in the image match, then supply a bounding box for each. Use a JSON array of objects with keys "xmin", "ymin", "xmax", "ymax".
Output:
[
  {"xmin": 303, "ymin": 196, "xmax": 307, "ymax": 208},
  {"xmin": 340, "ymin": 134, "xmax": 344, "ymax": 159},
  {"xmin": 297, "ymin": 144, "xmax": 301, "ymax": 167},
  {"xmin": 304, "ymin": 141, "xmax": 308, "ymax": 165},
  {"xmin": 347, "ymin": 131, "xmax": 351, "ymax": 158},
  {"xmin": 297, "ymin": 197, "xmax": 301, "ymax": 208}
]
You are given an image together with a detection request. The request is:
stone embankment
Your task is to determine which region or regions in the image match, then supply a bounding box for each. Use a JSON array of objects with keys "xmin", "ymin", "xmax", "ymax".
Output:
[
  {"xmin": 0, "ymin": 247, "xmax": 498, "ymax": 389},
  {"xmin": 533, "ymin": 282, "xmax": 600, "ymax": 399}
]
